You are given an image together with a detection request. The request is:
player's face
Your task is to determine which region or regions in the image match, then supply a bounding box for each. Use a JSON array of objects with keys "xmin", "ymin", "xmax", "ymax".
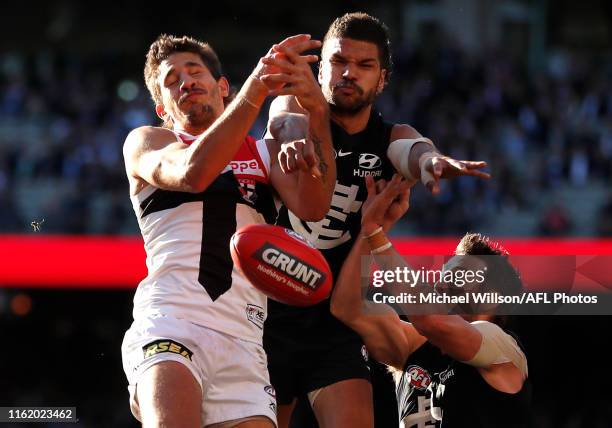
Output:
[
  {"xmin": 435, "ymin": 255, "xmax": 488, "ymax": 291},
  {"xmin": 319, "ymin": 37, "xmax": 386, "ymax": 114},
  {"xmin": 156, "ymin": 52, "xmax": 229, "ymax": 131}
]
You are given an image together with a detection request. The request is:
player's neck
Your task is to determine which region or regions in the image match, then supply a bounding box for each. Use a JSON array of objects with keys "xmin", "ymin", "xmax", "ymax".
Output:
[
  {"xmin": 330, "ymin": 105, "xmax": 372, "ymax": 135},
  {"xmin": 175, "ymin": 123, "xmax": 208, "ymax": 137}
]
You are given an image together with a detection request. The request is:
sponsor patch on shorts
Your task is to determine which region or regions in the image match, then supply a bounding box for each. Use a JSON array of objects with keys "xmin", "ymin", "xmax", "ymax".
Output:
[
  {"xmin": 142, "ymin": 339, "xmax": 193, "ymax": 361},
  {"xmin": 264, "ymin": 385, "xmax": 276, "ymax": 398},
  {"xmin": 246, "ymin": 303, "xmax": 265, "ymax": 329}
]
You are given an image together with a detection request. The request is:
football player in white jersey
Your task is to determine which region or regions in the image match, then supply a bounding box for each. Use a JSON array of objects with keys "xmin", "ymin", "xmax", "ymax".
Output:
[{"xmin": 121, "ymin": 34, "xmax": 335, "ymax": 428}]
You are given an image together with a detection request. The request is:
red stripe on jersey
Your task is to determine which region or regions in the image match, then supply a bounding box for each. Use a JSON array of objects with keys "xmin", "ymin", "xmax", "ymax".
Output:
[
  {"xmin": 173, "ymin": 130, "xmax": 268, "ymax": 183},
  {"xmin": 230, "ymin": 136, "xmax": 269, "ymax": 183}
]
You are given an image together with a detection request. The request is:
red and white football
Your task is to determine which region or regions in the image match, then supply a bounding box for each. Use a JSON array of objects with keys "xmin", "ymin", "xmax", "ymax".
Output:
[{"xmin": 230, "ymin": 224, "xmax": 332, "ymax": 306}]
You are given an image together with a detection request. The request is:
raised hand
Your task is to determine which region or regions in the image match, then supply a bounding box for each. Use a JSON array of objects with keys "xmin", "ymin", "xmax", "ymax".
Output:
[
  {"xmin": 362, "ymin": 174, "xmax": 415, "ymax": 234},
  {"xmin": 419, "ymin": 153, "xmax": 490, "ymax": 195},
  {"xmin": 259, "ymin": 41, "xmax": 326, "ymax": 114},
  {"xmin": 252, "ymin": 34, "xmax": 321, "ymax": 93}
]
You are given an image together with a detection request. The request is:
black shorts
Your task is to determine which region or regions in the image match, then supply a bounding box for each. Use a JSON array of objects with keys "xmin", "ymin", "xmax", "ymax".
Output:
[{"xmin": 264, "ymin": 301, "xmax": 371, "ymax": 405}]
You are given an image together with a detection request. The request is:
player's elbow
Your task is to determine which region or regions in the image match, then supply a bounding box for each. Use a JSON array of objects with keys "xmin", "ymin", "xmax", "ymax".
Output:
[
  {"xmin": 330, "ymin": 298, "xmax": 358, "ymax": 327},
  {"xmin": 182, "ymin": 165, "xmax": 214, "ymax": 193},
  {"xmin": 291, "ymin": 200, "xmax": 329, "ymax": 222}
]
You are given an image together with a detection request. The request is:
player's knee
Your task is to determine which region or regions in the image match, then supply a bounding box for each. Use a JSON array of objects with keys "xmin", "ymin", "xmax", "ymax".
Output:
[{"xmin": 137, "ymin": 361, "xmax": 202, "ymax": 428}]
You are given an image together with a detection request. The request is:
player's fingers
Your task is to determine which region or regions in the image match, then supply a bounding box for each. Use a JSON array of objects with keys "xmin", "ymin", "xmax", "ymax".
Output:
[
  {"xmin": 274, "ymin": 34, "xmax": 313, "ymax": 49},
  {"xmin": 283, "ymin": 146, "xmax": 298, "ymax": 171},
  {"xmin": 365, "ymin": 176, "xmax": 376, "ymax": 199},
  {"xmin": 260, "ymin": 74, "xmax": 295, "ymax": 84},
  {"xmin": 278, "ymin": 151, "xmax": 289, "ymax": 174},
  {"xmin": 461, "ymin": 169, "xmax": 491, "ymax": 179},
  {"xmin": 381, "ymin": 174, "xmax": 403, "ymax": 199},
  {"xmin": 431, "ymin": 158, "xmax": 444, "ymax": 178},
  {"xmin": 301, "ymin": 140, "xmax": 317, "ymax": 168},
  {"xmin": 294, "ymin": 150, "xmax": 309, "ymax": 172},
  {"xmin": 397, "ymin": 187, "xmax": 411, "ymax": 207},
  {"xmin": 461, "ymin": 160, "xmax": 488, "ymax": 169},
  {"xmin": 261, "ymin": 57, "xmax": 299, "ymax": 72},
  {"xmin": 423, "ymin": 165, "xmax": 440, "ymax": 195},
  {"xmin": 375, "ymin": 178, "xmax": 386, "ymax": 194},
  {"xmin": 274, "ymin": 41, "xmax": 321, "ymax": 58}
]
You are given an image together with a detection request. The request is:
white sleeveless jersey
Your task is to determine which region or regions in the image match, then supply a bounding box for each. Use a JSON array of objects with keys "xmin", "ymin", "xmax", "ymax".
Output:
[{"xmin": 129, "ymin": 130, "xmax": 277, "ymax": 344}]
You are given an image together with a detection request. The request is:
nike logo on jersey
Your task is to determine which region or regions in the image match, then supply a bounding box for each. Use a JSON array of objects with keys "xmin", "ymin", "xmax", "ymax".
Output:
[{"xmin": 337, "ymin": 149, "xmax": 353, "ymax": 157}]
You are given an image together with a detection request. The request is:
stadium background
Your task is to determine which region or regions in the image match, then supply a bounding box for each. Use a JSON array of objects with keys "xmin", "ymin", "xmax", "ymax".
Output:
[{"xmin": 1, "ymin": 0, "xmax": 611, "ymax": 426}]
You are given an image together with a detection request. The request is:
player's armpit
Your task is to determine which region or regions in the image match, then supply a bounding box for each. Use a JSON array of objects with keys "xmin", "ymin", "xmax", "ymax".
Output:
[{"xmin": 124, "ymin": 126, "xmax": 197, "ymax": 193}]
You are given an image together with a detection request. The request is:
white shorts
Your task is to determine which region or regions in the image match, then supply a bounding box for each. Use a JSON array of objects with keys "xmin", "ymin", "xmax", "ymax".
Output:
[{"xmin": 121, "ymin": 315, "xmax": 277, "ymax": 427}]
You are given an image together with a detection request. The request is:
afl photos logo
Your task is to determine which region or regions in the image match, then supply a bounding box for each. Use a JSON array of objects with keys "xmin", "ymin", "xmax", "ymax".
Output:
[{"xmin": 406, "ymin": 365, "xmax": 431, "ymax": 391}]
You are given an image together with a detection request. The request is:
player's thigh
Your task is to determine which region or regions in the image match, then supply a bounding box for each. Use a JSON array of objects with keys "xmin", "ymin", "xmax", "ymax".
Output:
[
  {"xmin": 234, "ymin": 417, "xmax": 276, "ymax": 428},
  {"xmin": 312, "ymin": 379, "xmax": 373, "ymax": 428},
  {"xmin": 137, "ymin": 360, "xmax": 202, "ymax": 428},
  {"xmin": 276, "ymin": 400, "xmax": 296, "ymax": 428}
]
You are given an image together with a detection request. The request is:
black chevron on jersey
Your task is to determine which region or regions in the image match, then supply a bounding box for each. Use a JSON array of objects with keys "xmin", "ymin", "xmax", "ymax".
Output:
[{"xmin": 137, "ymin": 170, "xmax": 276, "ymax": 301}]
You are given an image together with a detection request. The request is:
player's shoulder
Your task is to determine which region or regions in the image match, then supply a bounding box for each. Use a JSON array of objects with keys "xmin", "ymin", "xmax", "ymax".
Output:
[
  {"xmin": 124, "ymin": 126, "xmax": 182, "ymax": 157},
  {"xmin": 389, "ymin": 123, "xmax": 423, "ymax": 141}
]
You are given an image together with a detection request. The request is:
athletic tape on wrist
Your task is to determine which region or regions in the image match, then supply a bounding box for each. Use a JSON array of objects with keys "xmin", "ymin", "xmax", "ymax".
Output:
[{"xmin": 387, "ymin": 138, "xmax": 434, "ymax": 181}]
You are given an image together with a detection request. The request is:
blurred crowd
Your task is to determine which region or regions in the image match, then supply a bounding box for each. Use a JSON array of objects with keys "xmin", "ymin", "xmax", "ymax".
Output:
[{"xmin": 0, "ymin": 37, "xmax": 611, "ymax": 236}]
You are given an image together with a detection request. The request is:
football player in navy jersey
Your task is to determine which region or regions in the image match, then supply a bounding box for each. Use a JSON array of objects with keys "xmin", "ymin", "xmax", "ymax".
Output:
[
  {"xmin": 331, "ymin": 175, "xmax": 531, "ymax": 427},
  {"xmin": 263, "ymin": 12, "xmax": 490, "ymax": 428},
  {"xmin": 121, "ymin": 34, "xmax": 336, "ymax": 428}
]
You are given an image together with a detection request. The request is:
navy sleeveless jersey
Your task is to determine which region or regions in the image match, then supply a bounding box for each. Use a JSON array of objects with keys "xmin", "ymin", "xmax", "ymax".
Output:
[
  {"xmin": 266, "ymin": 110, "xmax": 395, "ymax": 346},
  {"xmin": 396, "ymin": 340, "xmax": 532, "ymax": 427}
]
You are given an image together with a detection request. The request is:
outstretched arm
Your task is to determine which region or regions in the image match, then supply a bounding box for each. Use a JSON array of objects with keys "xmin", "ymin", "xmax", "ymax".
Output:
[{"xmin": 388, "ymin": 124, "xmax": 490, "ymax": 195}]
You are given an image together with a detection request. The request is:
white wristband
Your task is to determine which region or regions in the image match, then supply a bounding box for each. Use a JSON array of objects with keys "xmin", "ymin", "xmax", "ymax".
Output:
[
  {"xmin": 387, "ymin": 138, "xmax": 434, "ymax": 181},
  {"xmin": 371, "ymin": 242, "xmax": 392, "ymax": 254}
]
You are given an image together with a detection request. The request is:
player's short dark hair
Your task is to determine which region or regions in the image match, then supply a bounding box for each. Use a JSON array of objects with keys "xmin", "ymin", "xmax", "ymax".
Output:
[
  {"xmin": 144, "ymin": 34, "xmax": 223, "ymax": 106},
  {"xmin": 323, "ymin": 12, "xmax": 392, "ymax": 83},
  {"xmin": 457, "ymin": 233, "xmax": 523, "ymax": 297}
]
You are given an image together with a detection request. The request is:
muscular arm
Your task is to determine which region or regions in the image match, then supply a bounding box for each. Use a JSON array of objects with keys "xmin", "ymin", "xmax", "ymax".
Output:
[
  {"xmin": 124, "ymin": 77, "xmax": 269, "ymax": 194},
  {"xmin": 267, "ymin": 95, "xmax": 336, "ymax": 220},
  {"xmin": 330, "ymin": 232, "xmax": 423, "ymax": 370},
  {"xmin": 366, "ymin": 235, "xmax": 527, "ymax": 392}
]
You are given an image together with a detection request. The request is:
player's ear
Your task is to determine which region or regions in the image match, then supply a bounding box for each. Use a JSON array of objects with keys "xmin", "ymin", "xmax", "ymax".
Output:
[
  {"xmin": 376, "ymin": 69, "xmax": 387, "ymax": 94},
  {"xmin": 217, "ymin": 76, "xmax": 230, "ymax": 98},
  {"xmin": 155, "ymin": 104, "xmax": 167, "ymax": 121}
]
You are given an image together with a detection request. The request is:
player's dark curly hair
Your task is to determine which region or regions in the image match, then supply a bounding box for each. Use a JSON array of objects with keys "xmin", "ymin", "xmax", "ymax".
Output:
[
  {"xmin": 323, "ymin": 12, "xmax": 392, "ymax": 83},
  {"xmin": 457, "ymin": 233, "xmax": 523, "ymax": 321},
  {"xmin": 144, "ymin": 34, "xmax": 223, "ymax": 108},
  {"xmin": 456, "ymin": 232, "xmax": 522, "ymax": 295}
]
